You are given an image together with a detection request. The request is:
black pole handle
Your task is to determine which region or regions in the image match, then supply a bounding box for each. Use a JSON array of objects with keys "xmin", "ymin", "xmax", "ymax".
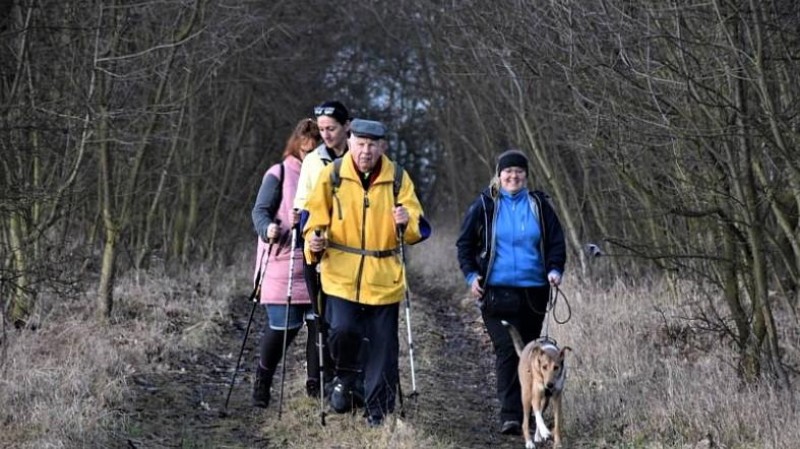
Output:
[
  {"xmin": 313, "ymin": 228, "xmax": 323, "ymax": 259},
  {"xmin": 395, "ymin": 203, "xmax": 406, "ymax": 235},
  {"xmin": 292, "ymin": 208, "xmax": 300, "ymax": 230}
]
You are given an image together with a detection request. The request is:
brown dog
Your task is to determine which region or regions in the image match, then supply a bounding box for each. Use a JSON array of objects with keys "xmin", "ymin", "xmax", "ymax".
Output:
[{"xmin": 502, "ymin": 321, "xmax": 571, "ymax": 448}]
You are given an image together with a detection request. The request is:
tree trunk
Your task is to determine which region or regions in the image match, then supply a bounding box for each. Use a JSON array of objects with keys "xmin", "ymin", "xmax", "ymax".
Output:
[
  {"xmin": 96, "ymin": 101, "xmax": 115, "ymax": 320},
  {"xmin": 207, "ymin": 94, "xmax": 251, "ymax": 258},
  {"xmin": 7, "ymin": 213, "xmax": 30, "ymax": 326}
]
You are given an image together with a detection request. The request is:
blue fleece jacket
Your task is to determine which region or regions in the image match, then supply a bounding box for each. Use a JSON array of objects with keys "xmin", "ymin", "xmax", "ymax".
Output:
[{"xmin": 486, "ymin": 188, "xmax": 546, "ymax": 287}]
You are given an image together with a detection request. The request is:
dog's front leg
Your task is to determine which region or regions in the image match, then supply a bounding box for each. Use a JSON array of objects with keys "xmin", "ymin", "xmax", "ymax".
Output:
[
  {"xmin": 523, "ymin": 406, "xmax": 534, "ymax": 448},
  {"xmin": 552, "ymin": 395, "xmax": 563, "ymax": 448},
  {"xmin": 533, "ymin": 403, "xmax": 551, "ymax": 442}
]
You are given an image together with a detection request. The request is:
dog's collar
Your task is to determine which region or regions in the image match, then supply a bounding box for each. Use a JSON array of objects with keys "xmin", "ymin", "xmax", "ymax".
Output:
[{"xmin": 539, "ymin": 342, "xmax": 559, "ymax": 353}]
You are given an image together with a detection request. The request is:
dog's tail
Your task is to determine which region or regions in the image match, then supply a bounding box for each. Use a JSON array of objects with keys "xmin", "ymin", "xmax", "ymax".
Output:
[{"xmin": 500, "ymin": 320, "xmax": 525, "ymax": 357}]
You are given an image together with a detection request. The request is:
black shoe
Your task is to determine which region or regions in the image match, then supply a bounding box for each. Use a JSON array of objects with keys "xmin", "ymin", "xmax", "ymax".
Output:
[
  {"xmin": 307, "ymin": 376, "xmax": 336, "ymax": 398},
  {"xmin": 329, "ymin": 381, "xmax": 354, "ymax": 413},
  {"xmin": 252, "ymin": 366, "xmax": 272, "ymax": 408},
  {"xmin": 366, "ymin": 415, "xmax": 384, "ymax": 428},
  {"xmin": 306, "ymin": 378, "xmax": 320, "ymax": 398},
  {"xmin": 500, "ymin": 420, "xmax": 521, "ymax": 435}
]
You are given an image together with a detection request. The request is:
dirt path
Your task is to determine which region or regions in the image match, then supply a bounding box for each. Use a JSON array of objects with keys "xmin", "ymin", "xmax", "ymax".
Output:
[
  {"xmin": 115, "ymin": 277, "xmax": 534, "ymax": 448},
  {"xmin": 115, "ymin": 295, "xmax": 270, "ymax": 448}
]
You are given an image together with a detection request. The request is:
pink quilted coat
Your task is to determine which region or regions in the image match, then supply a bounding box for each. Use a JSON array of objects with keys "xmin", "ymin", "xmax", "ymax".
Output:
[{"xmin": 253, "ymin": 156, "xmax": 310, "ymax": 305}]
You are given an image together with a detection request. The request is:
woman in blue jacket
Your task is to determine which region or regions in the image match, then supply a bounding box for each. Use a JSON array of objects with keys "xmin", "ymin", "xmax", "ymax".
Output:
[{"xmin": 456, "ymin": 149, "xmax": 567, "ymax": 436}]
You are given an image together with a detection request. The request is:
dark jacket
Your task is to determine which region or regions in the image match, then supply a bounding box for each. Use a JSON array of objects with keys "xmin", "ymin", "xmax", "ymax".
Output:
[{"xmin": 456, "ymin": 186, "xmax": 566, "ymax": 287}]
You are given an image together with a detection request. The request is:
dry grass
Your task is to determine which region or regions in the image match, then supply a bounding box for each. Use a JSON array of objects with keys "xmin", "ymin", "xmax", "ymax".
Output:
[
  {"xmin": 408, "ymin": 224, "xmax": 799, "ymax": 448},
  {"xmin": 406, "ymin": 221, "xmax": 464, "ymax": 293},
  {"xmin": 0, "ymin": 262, "xmax": 243, "ymax": 448},
  {"xmin": 549, "ymin": 278, "xmax": 799, "ymax": 448},
  {"xmin": 258, "ymin": 390, "xmax": 454, "ymax": 449},
  {"xmin": 0, "ymin": 319, "xmax": 127, "ymax": 448}
]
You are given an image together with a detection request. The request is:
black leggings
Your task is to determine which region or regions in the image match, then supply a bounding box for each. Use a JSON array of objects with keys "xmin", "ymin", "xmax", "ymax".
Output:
[
  {"xmin": 257, "ymin": 325, "xmax": 300, "ymax": 372},
  {"xmin": 258, "ymin": 317, "xmax": 331, "ymax": 383}
]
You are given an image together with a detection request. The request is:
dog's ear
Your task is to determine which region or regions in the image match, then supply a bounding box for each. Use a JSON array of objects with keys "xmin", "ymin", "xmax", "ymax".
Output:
[{"xmin": 560, "ymin": 346, "xmax": 573, "ymax": 359}]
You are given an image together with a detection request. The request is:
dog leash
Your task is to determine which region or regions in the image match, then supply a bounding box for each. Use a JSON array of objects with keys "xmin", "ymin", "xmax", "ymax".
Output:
[
  {"xmin": 539, "ymin": 286, "xmax": 572, "ymax": 344},
  {"xmin": 526, "ymin": 285, "xmax": 571, "ymax": 322}
]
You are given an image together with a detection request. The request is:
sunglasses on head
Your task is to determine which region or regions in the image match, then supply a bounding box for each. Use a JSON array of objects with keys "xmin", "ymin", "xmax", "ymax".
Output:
[{"xmin": 314, "ymin": 106, "xmax": 336, "ymax": 117}]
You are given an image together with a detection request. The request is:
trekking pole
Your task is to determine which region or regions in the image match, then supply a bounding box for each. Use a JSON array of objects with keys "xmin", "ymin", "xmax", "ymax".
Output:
[
  {"xmin": 314, "ymin": 227, "xmax": 327, "ymax": 426},
  {"xmin": 278, "ymin": 216, "xmax": 299, "ymax": 420},
  {"xmin": 395, "ymin": 204, "xmax": 418, "ymax": 403},
  {"xmin": 224, "ymin": 237, "xmax": 276, "ymax": 412}
]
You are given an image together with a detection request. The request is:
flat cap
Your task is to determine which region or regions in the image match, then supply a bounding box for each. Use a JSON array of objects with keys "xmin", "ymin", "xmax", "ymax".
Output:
[{"xmin": 350, "ymin": 119, "xmax": 387, "ymax": 140}]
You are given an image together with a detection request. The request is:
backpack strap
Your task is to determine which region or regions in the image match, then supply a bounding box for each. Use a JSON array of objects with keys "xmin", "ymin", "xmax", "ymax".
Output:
[
  {"xmin": 392, "ymin": 161, "xmax": 403, "ymax": 204},
  {"xmin": 330, "ymin": 157, "xmax": 344, "ymax": 195},
  {"xmin": 329, "ymin": 158, "xmax": 344, "ymax": 219},
  {"xmin": 274, "ymin": 161, "xmax": 285, "ymax": 210}
]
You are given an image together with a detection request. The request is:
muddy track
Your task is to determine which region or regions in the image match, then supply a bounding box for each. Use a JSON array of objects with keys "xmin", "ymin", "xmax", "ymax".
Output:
[
  {"xmin": 115, "ymin": 295, "xmax": 270, "ymax": 448},
  {"xmin": 116, "ymin": 276, "xmax": 537, "ymax": 448},
  {"xmin": 409, "ymin": 275, "xmax": 526, "ymax": 449}
]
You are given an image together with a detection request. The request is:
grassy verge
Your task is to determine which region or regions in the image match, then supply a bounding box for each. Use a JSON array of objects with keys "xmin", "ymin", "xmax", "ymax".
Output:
[{"xmin": 0, "ymin": 260, "xmax": 243, "ymax": 448}]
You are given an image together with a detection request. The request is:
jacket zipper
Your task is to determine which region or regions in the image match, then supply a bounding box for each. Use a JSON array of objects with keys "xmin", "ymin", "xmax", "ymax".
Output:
[
  {"xmin": 484, "ymin": 193, "xmax": 499, "ymax": 287},
  {"xmin": 354, "ymin": 190, "xmax": 369, "ymax": 302},
  {"xmin": 531, "ymin": 195, "xmax": 547, "ymax": 265},
  {"xmin": 485, "ymin": 192, "xmax": 546, "ymax": 286}
]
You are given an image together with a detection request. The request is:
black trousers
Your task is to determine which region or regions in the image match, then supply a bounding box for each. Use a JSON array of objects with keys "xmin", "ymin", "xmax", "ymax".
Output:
[
  {"xmin": 481, "ymin": 285, "xmax": 550, "ymax": 423},
  {"xmin": 303, "ymin": 260, "xmax": 323, "ymax": 316},
  {"xmin": 303, "ymin": 259, "xmax": 335, "ymax": 382},
  {"xmin": 326, "ymin": 295, "xmax": 399, "ymax": 419}
]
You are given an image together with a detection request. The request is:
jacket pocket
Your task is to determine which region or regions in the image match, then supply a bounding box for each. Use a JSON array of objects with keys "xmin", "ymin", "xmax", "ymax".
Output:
[
  {"xmin": 365, "ymin": 257, "xmax": 401, "ymax": 287},
  {"xmin": 324, "ymin": 252, "xmax": 358, "ymax": 286}
]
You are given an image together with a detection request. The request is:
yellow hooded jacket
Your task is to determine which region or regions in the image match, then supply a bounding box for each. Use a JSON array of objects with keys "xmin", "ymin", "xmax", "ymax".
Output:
[{"xmin": 303, "ymin": 154, "xmax": 426, "ymax": 306}]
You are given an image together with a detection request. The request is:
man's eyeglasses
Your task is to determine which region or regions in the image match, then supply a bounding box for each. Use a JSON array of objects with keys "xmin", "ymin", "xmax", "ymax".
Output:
[{"xmin": 314, "ymin": 106, "xmax": 336, "ymax": 116}]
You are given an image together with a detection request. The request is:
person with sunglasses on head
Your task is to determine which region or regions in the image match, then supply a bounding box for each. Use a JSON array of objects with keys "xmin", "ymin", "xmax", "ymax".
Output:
[
  {"xmin": 455, "ymin": 149, "xmax": 567, "ymax": 437},
  {"xmin": 293, "ymin": 100, "xmax": 351, "ymax": 398},
  {"xmin": 303, "ymin": 119, "xmax": 431, "ymax": 427},
  {"xmin": 249, "ymin": 118, "xmax": 322, "ymax": 408}
]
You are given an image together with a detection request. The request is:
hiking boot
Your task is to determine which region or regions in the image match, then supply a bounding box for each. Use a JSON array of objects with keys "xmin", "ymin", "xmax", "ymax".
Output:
[
  {"xmin": 306, "ymin": 378, "xmax": 321, "ymax": 398},
  {"xmin": 329, "ymin": 381, "xmax": 355, "ymax": 413},
  {"xmin": 252, "ymin": 365, "xmax": 272, "ymax": 408},
  {"xmin": 366, "ymin": 415, "xmax": 384, "ymax": 428},
  {"xmin": 500, "ymin": 420, "xmax": 521, "ymax": 435},
  {"xmin": 307, "ymin": 374, "xmax": 337, "ymax": 398}
]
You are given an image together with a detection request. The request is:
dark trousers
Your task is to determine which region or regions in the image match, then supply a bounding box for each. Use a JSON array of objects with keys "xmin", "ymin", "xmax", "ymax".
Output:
[
  {"xmin": 303, "ymin": 259, "xmax": 335, "ymax": 382},
  {"xmin": 303, "ymin": 260, "xmax": 324, "ymax": 316},
  {"xmin": 481, "ymin": 285, "xmax": 550, "ymax": 423},
  {"xmin": 326, "ymin": 295, "xmax": 399, "ymax": 419}
]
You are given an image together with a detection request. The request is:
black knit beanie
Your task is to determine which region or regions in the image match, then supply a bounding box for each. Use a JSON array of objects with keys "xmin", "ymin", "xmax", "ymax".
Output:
[{"xmin": 496, "ymin": 149, "xmax": 529, "ymax": 175}]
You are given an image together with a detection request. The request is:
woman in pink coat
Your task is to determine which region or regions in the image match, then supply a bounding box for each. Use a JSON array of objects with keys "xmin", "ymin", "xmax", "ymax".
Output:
[{"xmin": 250, "ymin": 118, "xmax": 320, "ymax": 408}]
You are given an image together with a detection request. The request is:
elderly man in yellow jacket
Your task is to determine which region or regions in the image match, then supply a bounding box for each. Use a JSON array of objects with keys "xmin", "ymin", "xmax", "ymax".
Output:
[{"xmin": 304, "ymin": 118, "xmax": 431, "ymax": 427}]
